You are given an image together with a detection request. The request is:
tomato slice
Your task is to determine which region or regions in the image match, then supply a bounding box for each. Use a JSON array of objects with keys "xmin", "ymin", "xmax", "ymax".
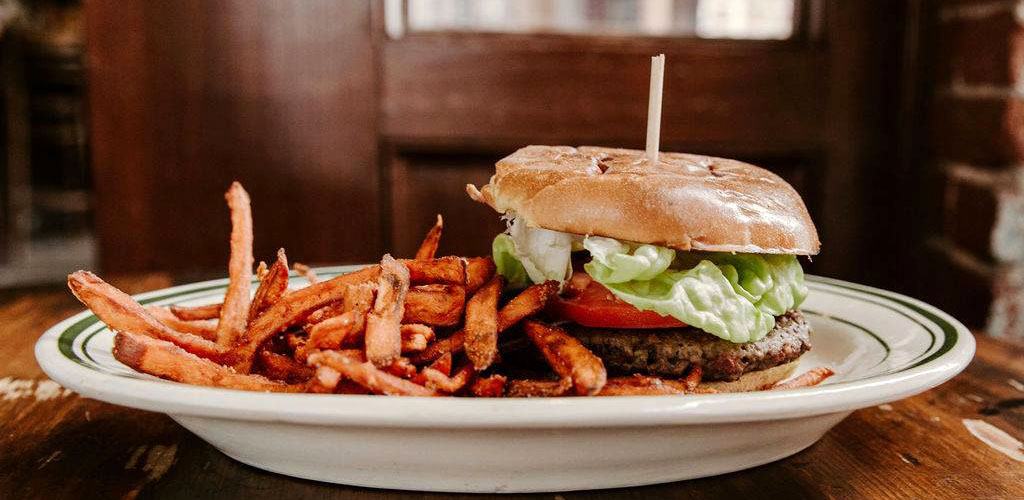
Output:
[{"xmin": 548, "ymin": 273, "xmax": 688, "ymax": 329}]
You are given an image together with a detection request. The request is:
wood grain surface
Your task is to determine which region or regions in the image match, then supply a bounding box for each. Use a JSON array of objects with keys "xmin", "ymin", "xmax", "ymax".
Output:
[{"xmin": 2, "ymin": 276, "xmax": 1022, "ymax": 499}]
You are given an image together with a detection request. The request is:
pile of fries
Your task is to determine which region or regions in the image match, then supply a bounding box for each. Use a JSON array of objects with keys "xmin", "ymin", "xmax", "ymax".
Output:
[{"xmin": 67, "ymin": 183, "xmax": 833, "ymax": 397}]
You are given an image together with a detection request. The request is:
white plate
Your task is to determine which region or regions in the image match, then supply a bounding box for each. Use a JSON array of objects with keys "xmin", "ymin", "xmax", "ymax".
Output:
[{"xmin": 36, "ymin": 268, "xmax": 974, "ymax": 493}]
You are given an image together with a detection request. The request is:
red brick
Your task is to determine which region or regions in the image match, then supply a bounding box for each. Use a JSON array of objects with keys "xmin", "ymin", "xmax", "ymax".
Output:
[
  {"xmin": 944, "ymin": 176, "xmax": 998, "ymax": 261},
  {"xmin": 931, "ymin": 95, "xmax": 1024, "ymax": 164},
  {"xmin": 991, "ymin": 167, "xmax": 1024, "ymax": 262},
  {"xmin": 989, "ymin": 264, "xmax": 1024, "ymax": 339},
  {"xmin": 934, "ymin": 5, "xmax": 1024, "ymax": 86}
]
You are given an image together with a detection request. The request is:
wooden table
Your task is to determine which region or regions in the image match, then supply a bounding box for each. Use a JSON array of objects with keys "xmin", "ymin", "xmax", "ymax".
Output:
[{"xmin": 3, "ymin": 275, "xmax": 1023, "ymax": 499}]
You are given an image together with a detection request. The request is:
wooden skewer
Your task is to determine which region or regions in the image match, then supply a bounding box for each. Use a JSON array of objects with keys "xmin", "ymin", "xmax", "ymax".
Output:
[{"xmin": 645, "ymin": 54, "xmax": 665, "ymax": 164}]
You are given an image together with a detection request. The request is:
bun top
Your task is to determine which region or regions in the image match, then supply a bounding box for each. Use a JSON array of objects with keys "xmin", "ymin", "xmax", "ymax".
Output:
[{"xmin": 467, "ymin": 145, "xmax": 820, "ymax": 255}]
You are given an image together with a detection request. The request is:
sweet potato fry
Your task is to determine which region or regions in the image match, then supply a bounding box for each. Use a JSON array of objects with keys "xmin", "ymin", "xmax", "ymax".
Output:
[
  {"xmin": 401, "ymin": 323, "xmax": 435, "ymax": 340},
  {"xmin": 403, "ymin": 284, "xmax": 465, "ymax": 326},
  {"xmin": 524, "ymin": 320, "xmax": 607, "ymax": 396},
  {"xmin": 307, "ymin": 349, "xmax": 416, "ymax": 379},
  {"xmin": 409, "ymin": 334, "xmax": 462, "ymax": 366},
  {"xmin": 305, "ymin": 282, "xmax": 375, "ymax": 327},
  {"xmin": 304, "ymin": 351, "xmax": 380, "ymax": 393},
  {"xmin": 464, "ymin": 257, "xmax": 496, "ymax": 293},
  {"xmin": 284, "ymin": 331, "xmax": 308, "ymax": 352},
  {"xmin": 248, "ymin": 248, "xmax": 289, "ymax": 323},
  {"xmin": 169, "ymin": 303, "xmax": 221, "ymax": 321},
  {"xmin": 410, "ymin": 281, "xmax": 558, "ymax": 364},
  {"xmin": 309, "ymin": 365, "xmax": 342, "ymax": 393},
  {"xmin": 427, "ymin": 352, "xmax": 452, "ymax": 376},
  {"xmin": 304, "ymin": 302, "xmax": 345, "ymax": 326},
  {"xmin": 464, "ymin": 275, "xmax": 502, "ymax": 370},
  {"xmin": 384, "ymin": 357, "xmax": 418, "ymax": 379},
  {"xmin": 144, "ymin": 306, "xmax": 218, "ymax": 341},
  {"xmin": 400, "ymin": 256, "xmax": 465, "ymax": 285},
  {"xmin": 689, "ymin": 387, "xmax": 719, "ymax": 394},
  {"xmin": 416, "ymin": 363, "xmax": 475, "ymax": 393},
  {"xmin": 365, "ymin": 255, "xmax": 410, "ymax": 367},
  {"xmin": 68, "ymin": 271, "xmax": 229, "ymax": 361},
  {"xmin": 113, "ymin": 332, "xmax": 298, "ymax": 392},
  {"xmin": 307, "ymin": 350, "xmax": 436, "ymax": 396},
  {"xmin": 307, "ymin": 311, "xmax": 361, "ymax": 350},
  {"xmin": 345, "ymin": 282, "xmax": 377, "ymax": 317},
  {"xmin": 414, "ymin": 214, "xmax": 443, "ymax": 260},
  {"xmin": 497, "ymin": 281, "xmax": 559, "ymax": 330},
  {"xmin": 229, "ymin": 265, "xmax": 380, "ymax": 372},
  {"xmin": 293, "ymin": 262, "xmax": 319, "ymax": 284},
  {"xmin": 469, "ymin": 375, "xmax": 507, "ymax": 397},
  {"xmin": 256, "ymin": 349, "xmax": 314, "ymax": 383},
  {"xmin": 215, "ymin": 182, "xmax": 254, "ymax": 346},
  {"xmin": 307, "ymin": 367, "xmax": 371, "ymax": 394},
  {"xmin": 505, "ymin": 378, "xmax": 571, "ymax": 398},
  {"xmin": 683, "ymin": 365, "xmax": 703, "ymax": 391},
  {"xmin": 772, "ymin": 367, "xmax": 834, "ymax": 390},
  {"xmin": 400, "ymin": 324, "xmax": 434, "ymax": 353},
  {"xmin": 301, "ymin": 284, "xmax": 376, "ymax": 359},
  {"xmin": 597, "ymin": 375, "xmax": 686, "ymax": 396},
  {"xmin": 256, "ymin": 261, "xmax": 269, "ymax": 280}
]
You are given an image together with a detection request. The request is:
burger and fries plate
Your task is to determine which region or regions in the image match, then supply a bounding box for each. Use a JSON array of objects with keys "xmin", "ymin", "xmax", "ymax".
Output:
[{"xmin": 35, "ymin": 145, "xmax": 973, "ymax": 492}]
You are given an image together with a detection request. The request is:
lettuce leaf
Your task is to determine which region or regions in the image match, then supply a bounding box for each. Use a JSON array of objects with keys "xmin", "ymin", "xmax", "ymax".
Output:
[
  {"xmin": 597, "ymin": 261, "xmax": 776, "ymax": 343},
  {"xmin": 582, "ymin": 236, "xmax": 675, "ymax": 283},
  {"xmin": 706, "ymin": 253, "xmax": 808, "ymax": 315},
  {"xmin": 583, "ymin": 240, "xmax": 808, "ymax": 343},
  {"xmin": 752, "ymin": 254, "xmax": 809, "ymax": 315},
  {"xmin": 492, "ymin": 218, "xmax": 574, "ymax": 286},
  {"xmin": 492, "ymin": 234, "xmax": 531, "ymax": 288}
]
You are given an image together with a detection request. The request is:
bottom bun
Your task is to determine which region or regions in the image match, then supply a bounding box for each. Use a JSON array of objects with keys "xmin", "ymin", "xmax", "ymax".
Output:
[{"xmin": 698, "ymin": 359, "xmax": 801, "ymax": 393}]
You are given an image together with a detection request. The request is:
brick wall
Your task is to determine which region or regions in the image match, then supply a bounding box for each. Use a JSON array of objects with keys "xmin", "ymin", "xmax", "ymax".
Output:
[{"xmin": 930, "ymin": 0, "xmax": 1024, "ymax": 338}]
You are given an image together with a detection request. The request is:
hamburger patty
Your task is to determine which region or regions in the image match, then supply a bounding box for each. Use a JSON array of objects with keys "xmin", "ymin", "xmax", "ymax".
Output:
[{"xmin": 568, "ymin": 310, "xmax": 810, "ymax": 381}]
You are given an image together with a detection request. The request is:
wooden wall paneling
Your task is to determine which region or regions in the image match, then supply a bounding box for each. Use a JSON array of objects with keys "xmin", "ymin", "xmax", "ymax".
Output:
[
  {"xmin": 87, "ymin": 0, "xmax": 380, "ymax": 273},
  {"xmin": 892, "ymin": 0, "xmax": 937, "ymax": 300},
  {"xmin": 389, "ymin": 151, "xmax": 508, "ymax": 259},
  {"xmin": 382, "ymin": 36, "xmax": 827, "ymax": 157},
  {"xmin": 85, "ymin": 1, "xmax": 155, "ymax": 272},
  {"xmin": 820, "ymin": 1, "xmax": 907, "ymax": 283}
]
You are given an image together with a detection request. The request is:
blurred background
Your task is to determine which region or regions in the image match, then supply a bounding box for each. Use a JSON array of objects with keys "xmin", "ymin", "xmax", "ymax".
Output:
[{"xmin": 0, "ymin": 0, "xmax": 1021, "ymax": 341}]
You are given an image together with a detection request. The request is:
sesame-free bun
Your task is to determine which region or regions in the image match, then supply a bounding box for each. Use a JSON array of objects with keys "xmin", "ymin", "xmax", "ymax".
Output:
[
  {"xmin": 699, "ymin": 360, "xmax": 800, "ymax": 393},
  {"xmin": 467, "ymin": 145, "xmax": 820, "ymax": 255}
]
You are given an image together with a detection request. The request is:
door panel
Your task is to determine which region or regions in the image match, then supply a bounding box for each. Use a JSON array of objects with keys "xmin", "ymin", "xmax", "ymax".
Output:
[
  {"xmin": 389, "ymin": 152, "xmax": 507, "ymax": 259},
  {"xmin": 382, "ymin": 38, "xmax": 826, "ymax": 153}
]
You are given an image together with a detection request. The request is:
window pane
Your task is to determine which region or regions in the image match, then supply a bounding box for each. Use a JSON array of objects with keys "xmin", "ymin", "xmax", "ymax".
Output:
[{"xmin": 403, "ymin": 0, "xmax": 796, "ymax": 39}]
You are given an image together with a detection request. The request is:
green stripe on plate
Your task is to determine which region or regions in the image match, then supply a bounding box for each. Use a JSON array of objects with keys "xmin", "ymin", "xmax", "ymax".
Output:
[
  {"xmin": 806, "ymin": 276, "xmax": 958, "ymax": 369},
  {"xmin": 802, "ymin": 309, "xmax": 891, "ymax": 370},
  {"xmin": 806, "ymin": 283, "xmax": 938, "ymax": 368}
]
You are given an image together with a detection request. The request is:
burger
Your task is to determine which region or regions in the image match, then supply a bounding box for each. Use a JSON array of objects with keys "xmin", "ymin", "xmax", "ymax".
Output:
[{"xmin": 466, "ymin": 145, "xmax": 819, "ymax": 392}]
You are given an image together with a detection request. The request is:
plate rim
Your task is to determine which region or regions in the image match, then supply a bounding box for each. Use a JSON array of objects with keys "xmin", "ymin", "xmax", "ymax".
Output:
[{"xmin": 35, "ymin": 269, "xmax": 975, "ymax": 428}]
